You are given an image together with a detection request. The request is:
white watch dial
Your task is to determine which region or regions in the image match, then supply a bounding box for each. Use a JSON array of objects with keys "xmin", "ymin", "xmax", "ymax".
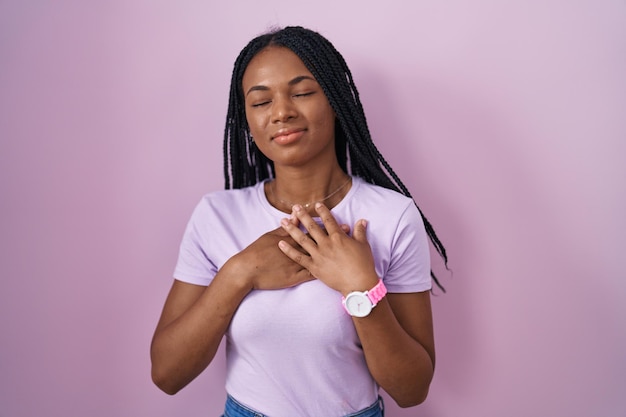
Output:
[{"xmin": 344, "ymin": 292, "xmax": 373, "ymax": 317}]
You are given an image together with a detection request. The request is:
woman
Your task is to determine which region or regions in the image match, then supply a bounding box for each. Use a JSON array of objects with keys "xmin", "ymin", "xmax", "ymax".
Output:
[{"xmin": 151, "ymin": 26, "xmax": 447, "ymax": 417}]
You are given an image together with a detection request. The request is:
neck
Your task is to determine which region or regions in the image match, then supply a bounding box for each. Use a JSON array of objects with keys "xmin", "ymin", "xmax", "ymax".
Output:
[{"xmin": 267, "ymin": 167, "xmax": 351, "ymax": 214}]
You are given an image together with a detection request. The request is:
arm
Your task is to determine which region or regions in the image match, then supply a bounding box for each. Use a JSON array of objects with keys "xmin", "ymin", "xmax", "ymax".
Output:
[
  {"xmin": 352, "ymin": 291, "xmax": 435, "ymax": 407},
  {"xmin": 278, "ymin": 203, "xmax": 435, "ymax": 407},
  {"xmin": 150, "ymin": 262, "xmax": 249, "ymax": 395},
  {"xmin": 151, "ymin": 226, "xmax": 313, "ymax": 395}
]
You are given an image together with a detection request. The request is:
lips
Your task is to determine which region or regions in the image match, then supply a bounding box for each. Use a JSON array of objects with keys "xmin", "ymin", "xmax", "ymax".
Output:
[{"xmin": 272, "ymin": 128, "xmax": 306, "ymax": 145}]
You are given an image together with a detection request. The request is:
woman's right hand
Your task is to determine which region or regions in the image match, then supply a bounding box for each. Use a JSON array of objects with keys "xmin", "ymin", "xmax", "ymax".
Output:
[
  {"xmin": 151, "ymin": 221, "xmax": 345, "ymax": 394},
  {"xmin": 226, "ymin": 225, "xmax": 315, "ymax": 291}
]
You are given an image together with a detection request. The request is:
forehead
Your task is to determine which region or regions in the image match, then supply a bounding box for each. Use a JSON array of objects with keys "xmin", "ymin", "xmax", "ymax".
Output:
[{"xmin": 242, "ymin": 46, "xmax": 315, "ymax": 88}]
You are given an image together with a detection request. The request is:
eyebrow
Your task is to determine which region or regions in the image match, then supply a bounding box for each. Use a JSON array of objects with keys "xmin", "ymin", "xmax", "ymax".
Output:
[{"xmin": 245, "ymin": 75, "xmax": 316, "ymax": 96}]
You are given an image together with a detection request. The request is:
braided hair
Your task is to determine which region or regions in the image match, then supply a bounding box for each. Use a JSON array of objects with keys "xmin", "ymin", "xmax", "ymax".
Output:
[{"xmin": 223, "ymin": 26, "xmax": 448, "ymax": 290}]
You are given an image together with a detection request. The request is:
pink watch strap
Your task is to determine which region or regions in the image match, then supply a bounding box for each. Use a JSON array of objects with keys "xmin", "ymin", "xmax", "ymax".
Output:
[{"xmin": 366, "ymin": 279, "xmax": 387, "ymax": 306}]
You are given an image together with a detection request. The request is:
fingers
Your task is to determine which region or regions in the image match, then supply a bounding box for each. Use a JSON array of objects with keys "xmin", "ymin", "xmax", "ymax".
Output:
[
  {"xmin": 312, "ymin": 203, "xmax": 343, "ymax": 235},
  {"xmin": 296, "ymin": 268, "xmax": 316, "ymax": 283},
  {"xmin": 353, "ymin": 219, "xmax": 368, "ymax": 243},
  {"xmin": 288, "ymin": 211, "xmax": 300, "ymax": 227},
  {"xmin": 286, "ymin": 203, "xmax": 352, "ymax": 239},
  {"xmin": 278, "ymin": 239, "xmax": 312, "ymax": 270},
  {"xmin": 279, "ymin": 216, "xmax": 317, "ymax": 255},
  {"xmin": 288, "ymin": 204, "xmax": 330, "ymax": 244}
]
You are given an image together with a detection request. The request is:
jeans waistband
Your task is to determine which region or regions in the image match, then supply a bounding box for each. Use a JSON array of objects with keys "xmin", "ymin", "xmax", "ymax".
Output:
[{"xmin": 222, "ymin": 394, "xmax": 384, "ymax": 417}]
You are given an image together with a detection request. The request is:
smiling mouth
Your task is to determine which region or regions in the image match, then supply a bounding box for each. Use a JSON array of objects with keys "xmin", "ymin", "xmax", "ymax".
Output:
[{"xmin": 272, "ymin": 129, "xmax": 305, "ymax": 145}]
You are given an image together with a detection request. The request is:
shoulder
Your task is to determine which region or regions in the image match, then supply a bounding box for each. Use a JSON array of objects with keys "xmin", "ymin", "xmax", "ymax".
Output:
[
  {"xmin": 200, "ymin": 183, "xmax": 261, "ymax": 205},
  {"xmin": 196, "ymin": 183, "xmax": 262, "ymax": 210},
  {"xmin": 351, "ymin": 177, "xmax": 414, "ymax": 212},
  {"xmin": 189, "ymin": 183, "xmax": 264, "ymax": 222},
  {"xmin": 349, "ymin": 178, "xmax": 431, "ymax": 292},
  {"xmin": 349, "ymin": 177, "xmax": 425, "ymax": 237}
]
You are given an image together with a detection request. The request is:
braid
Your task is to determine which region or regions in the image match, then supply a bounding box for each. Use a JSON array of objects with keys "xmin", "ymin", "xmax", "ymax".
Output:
[{"xmin": 223, "ymin": 26, "xmax": 448, "ymax": 290}]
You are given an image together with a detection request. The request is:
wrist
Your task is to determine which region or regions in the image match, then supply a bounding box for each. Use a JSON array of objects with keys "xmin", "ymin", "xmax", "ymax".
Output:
[
  {"xmin": 342, "ymin": 278, "xmax": 387, "ymax": 318},
  {"xmin": 220, "ymin": 255, "xmax": 254, "ymax": 294},
  {"xmin": 340, "ymin": 273, "xmax": 380, "ymax": 297}
]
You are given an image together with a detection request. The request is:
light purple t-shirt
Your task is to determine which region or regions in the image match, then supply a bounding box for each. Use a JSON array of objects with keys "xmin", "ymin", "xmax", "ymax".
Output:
[{"xmin": 174, "ymin": 176, "xmax": 431, "ymax": 416}]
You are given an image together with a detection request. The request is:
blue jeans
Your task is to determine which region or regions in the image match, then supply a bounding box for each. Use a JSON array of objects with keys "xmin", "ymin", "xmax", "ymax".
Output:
[{"xmin": 222, "ymin": 394, "xmax": 384, "ymax": 417}]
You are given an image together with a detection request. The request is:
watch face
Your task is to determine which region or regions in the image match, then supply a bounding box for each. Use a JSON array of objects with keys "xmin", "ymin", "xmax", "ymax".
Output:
[{"xmin": 344, "ymin": 292, "xmax": 373, "ymax": 317}]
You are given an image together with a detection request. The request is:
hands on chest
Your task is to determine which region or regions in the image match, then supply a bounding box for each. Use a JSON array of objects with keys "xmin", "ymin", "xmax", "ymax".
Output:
[{"xmin": 229, "ymin": 202, "xmax": 378, "ymax": 296}]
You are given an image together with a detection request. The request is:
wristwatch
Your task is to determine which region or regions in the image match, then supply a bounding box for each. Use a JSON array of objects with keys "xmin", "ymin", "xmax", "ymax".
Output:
[{"xmin": 342, "ymin": 279, "xmax": 387, "ymax": 317}]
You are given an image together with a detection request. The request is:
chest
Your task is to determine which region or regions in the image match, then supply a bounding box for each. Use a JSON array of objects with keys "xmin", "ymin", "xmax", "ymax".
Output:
[{"xmin": 227, "ymin": 280, "xmax": 358, "ymax": 349}]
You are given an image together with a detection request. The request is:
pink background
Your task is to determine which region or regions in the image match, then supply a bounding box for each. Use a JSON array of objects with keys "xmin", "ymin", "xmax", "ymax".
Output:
[{"xmin": 1, "ymin": 1, "xmax": 625, "ymax": 416}]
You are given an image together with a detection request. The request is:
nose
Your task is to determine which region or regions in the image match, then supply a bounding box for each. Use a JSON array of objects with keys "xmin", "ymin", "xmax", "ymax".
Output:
[{"xmin": 271, "ymin": 96, "xmax": 298, "ymax": 123}]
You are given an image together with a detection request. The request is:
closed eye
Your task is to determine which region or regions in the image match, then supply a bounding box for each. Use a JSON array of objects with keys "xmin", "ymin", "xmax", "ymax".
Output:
[
  {"xmin": 251, "ymin": 100, "xmax": 271, "ymax": 108},
  {"xmin": 294, "ymin": 92, "xmax": 314, "ymax": 98}
]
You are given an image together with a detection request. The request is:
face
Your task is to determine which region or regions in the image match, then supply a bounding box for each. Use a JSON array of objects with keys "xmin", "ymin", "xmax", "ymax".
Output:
[{"xmin": 242, "ymin": 46, "xmax": 337, "ymax": 169}]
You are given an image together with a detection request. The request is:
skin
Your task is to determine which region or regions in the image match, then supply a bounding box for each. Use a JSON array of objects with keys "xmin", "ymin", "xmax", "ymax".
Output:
[
  {"xmin": 150, "ymin": 46, "xmax": 435, "ymax": 407},
  {"xmin": 244, "ymin": 46, "xmax": 347, "ymax": 217}
]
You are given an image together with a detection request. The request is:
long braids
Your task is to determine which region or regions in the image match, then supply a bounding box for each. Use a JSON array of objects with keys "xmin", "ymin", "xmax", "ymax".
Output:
[{"xmin": 223, "ymin": 26, "xmax": 448, "ymax": 290}]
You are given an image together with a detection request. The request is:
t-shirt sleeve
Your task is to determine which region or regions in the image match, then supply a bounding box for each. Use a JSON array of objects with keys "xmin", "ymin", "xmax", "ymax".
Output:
[
  {"xmin": 172, "ymin": 200, "xmax": 218, "ymax": 286},
  {"xmin": 383, "ymin": 201, "xmax": 432, "ymax": 293}
]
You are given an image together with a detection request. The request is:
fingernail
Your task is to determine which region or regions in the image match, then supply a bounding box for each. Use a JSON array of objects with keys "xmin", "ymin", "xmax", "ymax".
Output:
[
  {"xmin": 281, "ymin": 218, "xmax": 289, "ymax": 227},
  {"xmin": 293, "ymin": 204, "xmax": 302, "ymax": 212}
]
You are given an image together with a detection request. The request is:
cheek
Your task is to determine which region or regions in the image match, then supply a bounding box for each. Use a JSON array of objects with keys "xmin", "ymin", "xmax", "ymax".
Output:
[
  {"xmin": 245, "ymin": 112, "xmax": 263, "ymax": 136},
  {"xmin": 315, "ymin": 109, "xmax": 336, "ymax": 133},
  {"xmin": 308, "ymin": 98, "xmax": 333, "ymax": 120}
]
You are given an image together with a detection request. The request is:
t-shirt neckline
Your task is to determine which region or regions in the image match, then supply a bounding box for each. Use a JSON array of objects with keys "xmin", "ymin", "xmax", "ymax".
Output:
[{"xmin": 257, "ymin": 176, "xmax": 361, "ymax": 219}]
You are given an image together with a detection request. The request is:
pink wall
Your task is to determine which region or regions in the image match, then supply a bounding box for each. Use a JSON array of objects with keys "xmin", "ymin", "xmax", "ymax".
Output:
[{"xmin": 1, "ymin": 1, "xmax": 624, "ymax": 416}]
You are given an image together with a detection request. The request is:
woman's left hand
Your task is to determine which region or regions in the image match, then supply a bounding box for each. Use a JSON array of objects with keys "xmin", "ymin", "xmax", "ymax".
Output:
[
  {"xmin": 278, "ymin": 202, "xmax": 379, "ymax": 295},
  {"xmin": 280, "ymin": 203, "xmax": 436, "ymax": 407}
]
